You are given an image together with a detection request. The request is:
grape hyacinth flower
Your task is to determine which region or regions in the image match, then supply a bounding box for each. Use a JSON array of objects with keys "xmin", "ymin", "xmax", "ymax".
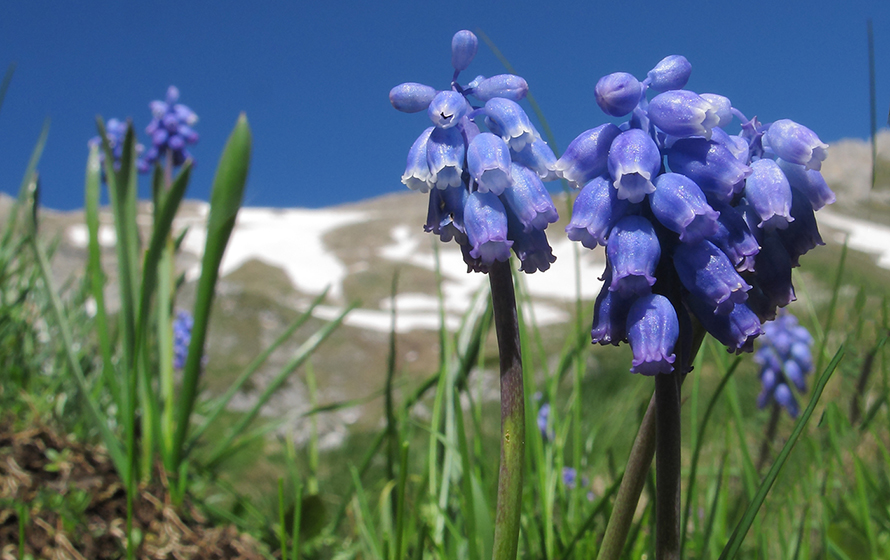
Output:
[
  {"xmin": 142, "ymin": 85, "xmax": 199, "ymax": 172},
  {"xmin": 755, "ymin": 311, "xmax": 814, "ymax": 418},
  {"xmin": 173, "ymin": 309, "xmax": 194, "ymax": 371},
  {"xmin": 559, "ymin": 55, "xmax": 835, "ymax": 371},
  {"xmin": 88, "ymin": 118, "xmax": 145, "ymax": 173},
  {"xmin": 390, "ymin": 30, "xmax": 559, "ymax": 274}
]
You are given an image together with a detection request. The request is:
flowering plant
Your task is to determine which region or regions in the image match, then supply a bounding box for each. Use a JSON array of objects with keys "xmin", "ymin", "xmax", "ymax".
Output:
[
  {"xmin": 390, "ymin": 30, "xmax": 559, "ymax": 274},
  {"xmin": 561, "ymin": 55, "xmax": 835, "ymax": 374}
]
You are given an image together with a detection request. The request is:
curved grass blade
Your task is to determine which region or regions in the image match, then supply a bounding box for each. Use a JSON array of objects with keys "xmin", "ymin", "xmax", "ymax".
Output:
[
  {"xmin": 0, "ymin": 63, "xmax": 14, "ymax": 116},
  {"xmin": 171, "ymin": 114, "xmax": 251, "ymax": 470},
  {"xmin": 203, "ymin": 302, "xmax": 356, "ymax": 469},
  {"xmin": 681, "ymin": 355, "xmax": 741, "ymax": 554},
  {"xmin": 188, "ymin": 286, "xmax": 331, "ymax": 446},
  {"xmin": 718, "ymin": 345, "xmax": 845, "ymax": 560}
]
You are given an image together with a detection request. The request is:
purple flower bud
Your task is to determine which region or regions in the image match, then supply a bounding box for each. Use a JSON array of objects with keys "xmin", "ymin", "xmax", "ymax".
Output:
[
  {"xmin": 565, "ymin": 176, "xmax": 631, "ymax": 249},
  {"xmin": 607, "ymin": 128, "xmax": 662, "ymax": 203},
  {"xmin": 749, "ymin": 233, "xmax": 796, "ymax": 318},
  {"xmin": 501, "ymin": 163, "xmax": 559, "ymax": 232},
  {"xmin": 143, "ymin": 86, "xmax": 198, "ymax": 169},
  {"xmin": 554, "ymin": 124, "xmax": 622, "ymax": 189},
  {"xmin": 773, "ymin": 384, "xmax": 799, "ymax": 417},
  {"xmin": 668, "ymin": 137, "xmax": 752, "ymax": 202},
  {"xmin": 607, "ymin": 216, "xmax": 661, "ymax": 298},
  {"xmin": 511, "ymin": 138, "xmax": 558, "ymax": 181},
  {"xmin": 484, "ymin": 98, "xmax": 536, "ymax": 151},
  {"xmin": 764, "ymin": 119, "xmax": 828, "ymax": 171},
  {"xmin": 595, "ymin": 72, "xmax": 643, "ymax": 117},
  {"xmin": 627, "ymin": 294, "xmax": 679, "ymax": 375},
  {"xmin": 699, "ymin": 94, "xmax": 732, "ymax": 128},
  {"xmin": 706, "ymin": 202, "xmax": 760, "ymax": 272},
  {"xmin": 428, "ymin": 91, "xmax": 469, "ymax": 129},
  {"xmin": 674, "ymin": 240, "xmax": 751, "ymax": 315},
  {"xmin": 401, "ymin": 127, "xmax": 435, "ymax": 192},
  {"xmin": 648, "ymin": 90, "xmax": 720, "ymax": 140},
  {"xmin": 173, "ymin": 309, "xmax": 194, "ymax": 370},
  {"xmin": 710, "ymin": 127, "xmax": 750, "ymax": 163},
  {"xmin": 390, "ymin": 82, "xmax": 438, "ymax": 113},
  {"xmin": 464, "ymin": 191, "xmax": 513, "ymax": 265},
  {"xmin": 506, "ymin": 208, "xmax": 557, "ymax": 273},
  {"xmin": 467, "ymin": 133, "xmax": 513, "ymax": 195},
  {"xmin": 563, "ymin": 467, "xmax": 578, "ymax": 488},
  {"xmin": 775, "ymin": 158, "xmax": 836, "ymax": 211},
  {"xmin": 472, "ymin": 74, "xmax": 529, "ymax": 102},
  {"xmin": 651, "ymin": 173, "xmax": 720, "ymax": 244},
  {"xmin": 688, "ymin": 297, "xmax": 762, "ymax": 354},
  {"xmin": 646, "ymin": 55, "xmax": 692, "ymax": 92},
  {"xmin": 745, "ymin": 158, "xmax": 794, "ymax": 231},
  {"xmin": 537, "ymin": 403, "xmax": 552, "ymax": 441},
  {"xmin": 427, "ymin": 126, "xmax": 466, "ymax": 189},
  {"xmin": 778, "ymin": 186, "xmax": 824, "ymax": 266},
  {"xmin": 451, "ymin": 30, "xmax": 478, "ymax": 72},
  {"xmin": 591, "ymin": 264, "xmax": 634, "ymax": 345},
  {"xmin": 425, "ymin": 185, "xmax": 468, "ymax": 242}
]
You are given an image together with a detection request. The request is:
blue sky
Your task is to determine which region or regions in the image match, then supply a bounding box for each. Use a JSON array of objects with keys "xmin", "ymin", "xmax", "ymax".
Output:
[{"xmin": 1, "ymin": 1, "xmax": 888, "ymax": 210}]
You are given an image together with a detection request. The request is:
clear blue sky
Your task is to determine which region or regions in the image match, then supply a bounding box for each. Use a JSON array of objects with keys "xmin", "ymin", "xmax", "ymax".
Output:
[{"xmin": 1, "ymin": 1, "xmax": 888, "ymax": 210}]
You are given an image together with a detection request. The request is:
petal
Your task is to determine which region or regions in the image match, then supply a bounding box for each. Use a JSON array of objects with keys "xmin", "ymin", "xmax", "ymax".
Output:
[
  {"xmin": 472, "ymin": 74, "xmax": 529, "ymax": 102},
  {"xmin": 595, "ymin": 72, "xmax": 643, "ymax": 117},
  {"xmin": 464, "ymin": 191, "xmax": 513, "ymax": 265},
  {"xmin": 607, "ymin": 128, "xmax": 661, "ymax": 203},
  {"xmin": 648, "ymin": 90, "xmax": 720, "ymax": 140},
  {"xmin": 667, "ymin": 137, "xmax": 752, "ymax": 202},
  {"xmin": 467, "ymin": 133, "xmax": 512, "ymax": 195},
  {"xmin": 745, "ymin": 158, "xmax": 794, "ymax": 231},
  {"xmin": 764, "ymin": 119, "xmax": 828, "ymax": 171},
  {"xmin": 427, "ymin": 126, "xmax": 466, "ymax": 189},
  {"xmin": 451, "ymin": 30, "xmax": 478, "ymax": 72},
  {"xmin": 428, "ymin": 91, "xmax": 469, "ymax": 129},
  {"xmin": 674, "ymin": 240, "xmax": 751, "ymax": 315},
  {"xmin": 484, "ymin": 98, "xmax": 536, "ymax": 151},
  {"xmin": 627, "ymin": 294, "xmax": 679, "ymax": 375},
  {"xmin": 500, "ymin": 163, "xmax": 559, "ymax": 232},
  {"xmin": 651, "ymin": 173, "xmax": 720, "ymax": 244},
  {"xmin": 390, "ymin": 82, "xmax": 438, "ymax": 113},
  {"xmin": 646, "ymin": 55, "xmax": 692, "ymax": 92},
  {"xmin": 606, "ymin": 216, "xmax": 661, "ymax": 298},
  {"xmin": 565, "ymin": 175, "xmax": 631, "ymax": 249},
  {"xmin": 553, "ymin": 123, "xmax": 622, "ymax": 189}
]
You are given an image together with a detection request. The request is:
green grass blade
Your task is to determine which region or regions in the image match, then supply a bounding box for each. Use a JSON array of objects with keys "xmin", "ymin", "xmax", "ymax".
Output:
[
  {"xmin": 172, "ymin": 114, "xmax": 252, "ymax": 470},
  {"xmin": 0, "ymin": 62, "xmax": 14, "ymax": 116},
  {"xmin": 30, "ymin": 208, "xmax": 127, "ymax": 479},
  {"xmin": 2, "ymin": 118, "xmax": 49, "ymax": 248},
  {"xmin": 681, "ymin": 355, "xmax": 741, "ymax": 554},
  {"xmin": 719, "ymin": 345, "xmax": 845, "ymax": 560},
  {"xmin": 203, "ymin": 302, "xmax": 355, "ymax": 468},
  {"xmin": 189, "ymin": 287, "xmax": 331, "ymax": 445},
  {"xmin": 83, "ymin": 144, "xmax": 118, "ymax": 400}
]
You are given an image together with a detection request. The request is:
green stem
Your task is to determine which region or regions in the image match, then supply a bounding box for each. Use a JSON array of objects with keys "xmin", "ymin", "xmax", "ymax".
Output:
[
  {"xmin": 596, "ymin": 393, "xmax": 657, "ymax": 560},
  {"xmin": 489, "ymin": 260, "xmax": 525, "ymax": 560}
]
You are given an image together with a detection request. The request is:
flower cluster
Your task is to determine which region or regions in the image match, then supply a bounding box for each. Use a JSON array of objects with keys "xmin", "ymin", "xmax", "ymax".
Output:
[
  {"xmin": 173, "ymin": 309, "xmax": 194, "ymax": 370},
  {"xmin": 88, "ymin": 118, "xmax": 145, "ymax": 172},
  {"xmin": 754, "ymin": 311, "xmax": 814, "ymax": 417},
  {"xmin": 141, "ymin": 85, "xmax": 199, "ymax": 171},
  {"xmin": 391, "ymin": 30, "xmax": 559, "ymax": 273},
  {"xmin": 562, "ymin": 56, "xmax": 834, "ymax": 374},
  {"xmin": 89, "ymin": 86, "xmax": 197, "ymax": 175}
]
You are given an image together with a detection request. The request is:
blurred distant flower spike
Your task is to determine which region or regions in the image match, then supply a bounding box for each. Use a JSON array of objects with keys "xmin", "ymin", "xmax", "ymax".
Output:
[
  {"xmin": 390, "ymin": 30, "xmax": 558, "ymax": 274},
  {"xmin": 88, "ymin": 118, "xmax": 145, "ymax": 174},
  {"xmin": 143, "ymin": 85, "xmax": 199, "ymax": 171},
  {"xmin": 173, "ymin": 309, "xmax": 194, "ymax": 371},
  {"xmin": 755, "ymin": 311, "xmax": 814, "ymax": 418}
]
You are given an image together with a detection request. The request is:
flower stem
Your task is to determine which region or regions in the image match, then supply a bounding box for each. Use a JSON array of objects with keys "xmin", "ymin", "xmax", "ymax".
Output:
[
  {"xmin": 756, "ymin": 402, "xmax": 781, "ymax": 473},
  {"xmin": 655, "ymin": 368, "xmax": 682, "ymax": 560},
  {"xmin": 596, "ymin": 392, "xmax": 657, "ymax": 560},
  {"xmin": 488, "ymin": 259, "xmax": 525, "ymax": 560}
]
